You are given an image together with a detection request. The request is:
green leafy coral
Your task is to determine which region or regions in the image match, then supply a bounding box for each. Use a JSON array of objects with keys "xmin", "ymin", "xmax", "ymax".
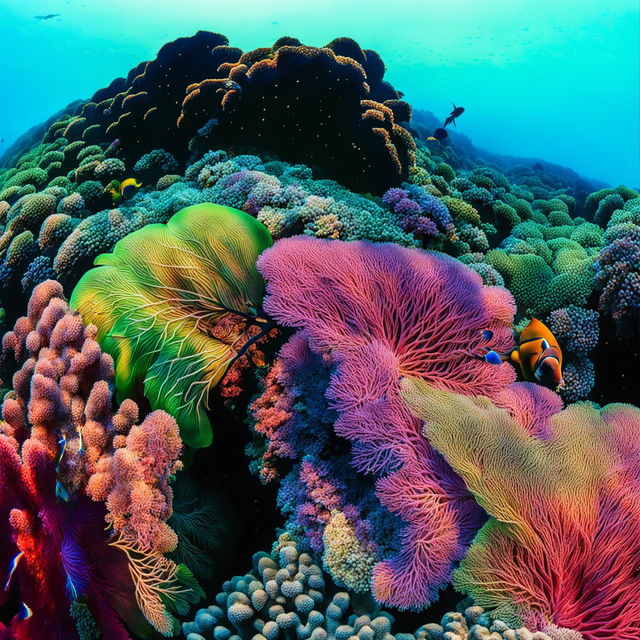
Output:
[{"xmin": 70, "ymin": 202, "xmax": 273, "ymax": 448}]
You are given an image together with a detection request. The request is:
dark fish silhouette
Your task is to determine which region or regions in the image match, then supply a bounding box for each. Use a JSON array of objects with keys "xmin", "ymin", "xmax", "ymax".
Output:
[
  {"xmin": 34, "ymin": 13, "xmax": 60, "ymax": 20},
  {"xmin": 444, "ymin": 103, "xmax": 465, "ymax": 127},
  {"xmin": 427, "ymin": 127, "xmax": 448, "ymax": 141}
]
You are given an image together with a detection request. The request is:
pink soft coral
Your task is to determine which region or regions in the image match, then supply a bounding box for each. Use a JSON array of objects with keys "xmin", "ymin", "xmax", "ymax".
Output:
[{"xmin": 0, "ymin": 281, "xmax": 194, "ymax": 639}]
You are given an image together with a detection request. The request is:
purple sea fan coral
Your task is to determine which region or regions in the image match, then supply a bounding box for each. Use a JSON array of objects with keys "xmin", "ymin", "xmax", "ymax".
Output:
[{"xmin": 257, "ymin": 237, "xmax": 517, "ymax": 610}]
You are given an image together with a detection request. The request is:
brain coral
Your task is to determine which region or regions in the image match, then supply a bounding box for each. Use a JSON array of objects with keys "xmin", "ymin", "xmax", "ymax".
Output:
[
  {"xmin": 70, "ymin": 203, "xmax": 274, "ymax": 448},
  {"xmin": 402, "ymin": 378, "xmax": 640, "ymax": 640}
]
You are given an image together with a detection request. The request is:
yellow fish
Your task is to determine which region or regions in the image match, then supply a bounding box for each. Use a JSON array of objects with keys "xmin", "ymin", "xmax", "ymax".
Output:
[{"xmin": 105, "ymin": 178, "xmax": 142, "ymax": 201}]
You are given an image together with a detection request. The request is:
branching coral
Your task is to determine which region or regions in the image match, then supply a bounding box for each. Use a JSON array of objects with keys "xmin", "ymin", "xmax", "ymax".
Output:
[
  {"xmin": 71, "ymin": 203, "xmax": 274, "ymax": 448},
  {"xmin": 256, "ymin": 237, "xmax": 516, "ymax": 610},
  {"xmin": 0, "ymin": 281, "xmax": 201, "ymax": 639},
  {"xmin": 401, "ymin": 378, "xmax": 640, "ymax": 639}
]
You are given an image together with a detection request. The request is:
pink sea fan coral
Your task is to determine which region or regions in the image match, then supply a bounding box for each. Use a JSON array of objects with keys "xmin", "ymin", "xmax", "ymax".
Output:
[{"xmin": 258, "ymin": 237, "xmax": 517, "ymax": 609}]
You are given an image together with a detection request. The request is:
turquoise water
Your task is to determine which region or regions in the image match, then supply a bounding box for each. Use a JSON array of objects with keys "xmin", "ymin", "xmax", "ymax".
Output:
[{"xmin": 1, "ymin": 0, "xmax": 638, "ymax": 186}]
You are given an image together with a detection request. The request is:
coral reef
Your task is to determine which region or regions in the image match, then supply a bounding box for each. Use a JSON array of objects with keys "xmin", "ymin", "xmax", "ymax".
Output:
[
  {"xmin": 2, "ymin": 32, "xmax": 414, "ymax": 195},
  {"xmin": 0, "ymin": 281, "xmax": 201, "ymax": 638},
  {"xmin": 402, "ymin": 378, "xmax": 640, "ymax": 640},
  {"xmin": 0, "ymin": 28, "xmax": 638, "ymax": 640},
  {"xmin": 180, "ymin": 37, "xmax": 415, "ymax": 193},
  {"xmin": 483, "ymin": 219, "xmax": 603, "ymax": 319}
]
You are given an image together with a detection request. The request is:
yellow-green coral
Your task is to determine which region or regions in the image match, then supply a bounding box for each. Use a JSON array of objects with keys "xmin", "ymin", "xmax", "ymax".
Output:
[
  {"xmin": 400, "ymin": 377, "xmax": 640, "ymax": 636},
  {"xmin": 322, "ymin": 510, "xmax": 376, "ymax": 593},
  {"xmin": 71, "ymin": 203, "xmax": 273, "ymax": 448},
  {"xmin": 442, "ymin": 196, "xmax": 481, "ymax": 226}
]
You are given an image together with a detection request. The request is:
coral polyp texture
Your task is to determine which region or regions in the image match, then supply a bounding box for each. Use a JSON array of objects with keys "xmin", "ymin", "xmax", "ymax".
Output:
[
  {"xmin": 180, "ymin": 37, "xmax": 415, "ymax": 193},
  {"xmin": 70, "ymin": 203, "xmax": 274, "ymax": 448},
  {"xmin": 0, "ymin": 281, "xmax": 202, "ymax": 639},
  {"xmin": 255, "ymin": 237, "xmax": 516, "ymax": 610},
  {"xmin": 593, "ymin": 199, "xmax": 640, "ymax": 335},
  {"xmin": 401, "ymin": 378, "xmax": 640, "ymax": 640}
]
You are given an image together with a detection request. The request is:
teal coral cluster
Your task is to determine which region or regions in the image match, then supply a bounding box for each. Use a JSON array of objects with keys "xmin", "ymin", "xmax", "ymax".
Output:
[{"xmin": 183, "ymin": 535, "xmax": 578, "ymax": 640}]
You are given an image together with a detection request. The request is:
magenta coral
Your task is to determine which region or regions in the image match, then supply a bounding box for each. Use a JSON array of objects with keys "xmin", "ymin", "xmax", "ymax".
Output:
[{"xmin": 257, "ymin": 237, "xmax": 517, "ymax": 609}]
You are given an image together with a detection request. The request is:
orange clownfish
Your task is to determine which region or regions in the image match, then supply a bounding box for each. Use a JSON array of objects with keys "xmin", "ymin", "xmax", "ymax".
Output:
[
  {"xmin": 510, "ymin": 318, "xmax": 564, "ymax": 390},
  {"xmin": 105, "ymin": 178, "xmax": 142, "ymax": 201}
]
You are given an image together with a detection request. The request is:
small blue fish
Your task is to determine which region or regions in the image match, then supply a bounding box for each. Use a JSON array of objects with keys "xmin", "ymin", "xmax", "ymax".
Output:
[
  {"xmin": 77, "ymin": 427, "xmax": 84, "ymax": 456},
  {"xmin": 5, "ymin": 551, "xmax": 24, "ymax": 591},
  {"xmin": 18, "ymin": 601, "xmax": 32, "ymax": 620},
  {"xmin": 484, "ymin": 350, "xmax": 504, "ymax": 365},
  {"xmin": 55, "ymin": 481, "xmax": 69, "ymax": 502},
  {"xmin": 482, "ymin": 329, "xmax": 494, "ymax": 341},
  {"xmin": 55, "ymin": 430, "xmax": 67, "ymax": 470}
]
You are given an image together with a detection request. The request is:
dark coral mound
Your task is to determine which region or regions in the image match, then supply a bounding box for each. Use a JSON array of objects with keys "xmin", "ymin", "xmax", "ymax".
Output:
[{"xmin": 40, "ymin": 32, "xmax": 414, "ymax": 194}]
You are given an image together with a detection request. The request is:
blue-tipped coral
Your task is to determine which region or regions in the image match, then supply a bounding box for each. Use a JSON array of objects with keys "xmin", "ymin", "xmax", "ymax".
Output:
[{"xmin": 182, "ymin": 534, "xmax": 579, "ymax": 640}]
